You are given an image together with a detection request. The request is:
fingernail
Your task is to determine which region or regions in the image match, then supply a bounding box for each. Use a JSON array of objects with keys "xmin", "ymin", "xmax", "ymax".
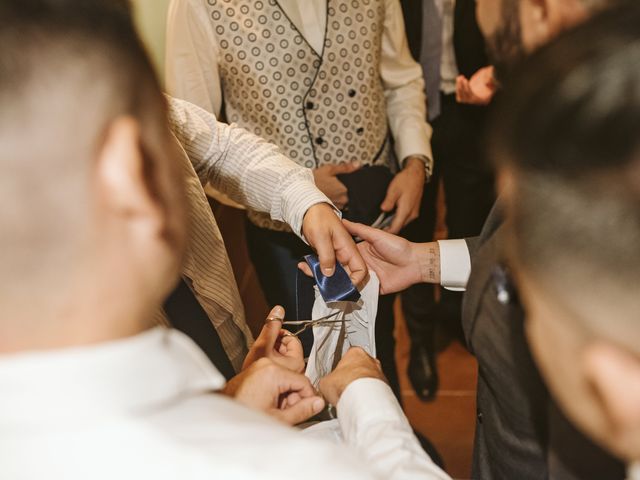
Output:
[
  {"xmin": 313, "ymin": 398, "xmax": 325, "ymax": 413},
  {"xmin": 270, "ymin": 305, "xmax": 284, "ymax": 319},
  {"xmin": 322, "ymin": 267, "xmax": 334, "ymax": 276}
]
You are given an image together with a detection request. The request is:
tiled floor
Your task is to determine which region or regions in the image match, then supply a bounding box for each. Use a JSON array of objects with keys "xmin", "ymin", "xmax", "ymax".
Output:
[{"xmin": 213, "ymin": 202, "xmax": 478, "ymax": 479}]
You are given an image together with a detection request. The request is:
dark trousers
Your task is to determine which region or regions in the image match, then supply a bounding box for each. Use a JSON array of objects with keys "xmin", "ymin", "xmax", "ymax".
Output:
[
  {"xmin": 245, "ymin": 220, "xmax": 401, "ymax": 399},
  {"xmin": 403, "ymin": 93, "xmax": 495, "ymax": 344}
]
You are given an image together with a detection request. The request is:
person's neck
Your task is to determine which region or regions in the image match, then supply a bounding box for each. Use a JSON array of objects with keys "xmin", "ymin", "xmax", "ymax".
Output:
[{"xmin": 0, "ymin": 305, "xmax": 154, "ymax": 355}]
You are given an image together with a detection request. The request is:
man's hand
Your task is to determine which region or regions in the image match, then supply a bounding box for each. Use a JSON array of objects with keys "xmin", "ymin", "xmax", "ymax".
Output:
[
  {"xmin": 242, "ymin": 306, "xmax": 305, "ymax": 373},
  {"xmin": 456, "ymin": 66, "xmax": 496, "ymax": 106},
  {"xmin": 223, "ymin": 358, "xmax": 325, "ymax": 425},
  {"xmin": 342, "ymin": 220, "xmax": 440, "ymax": 294},
  {"xmin": 302, "ymin": 203, "xmax": 368, "ymax": 285},
  {"xmin": 319, "ymin": 347, "xmax": 387, "ymax": 406},
  {"xmin": 381, "ymin": 157, "xmax": 426, "ymax": 234},
  {"xmin": 312, "ymin": 162, "xmax": 361, "ymax": 210}
]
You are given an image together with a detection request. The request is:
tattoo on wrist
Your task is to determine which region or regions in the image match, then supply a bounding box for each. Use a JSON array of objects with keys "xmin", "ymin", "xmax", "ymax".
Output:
[
  {"xmin": 428, "ymin": 247, "xmax": 437, "ymax": 281},
  {"xmin": 418, "ymin": 243, "xmax": 441, "ymax": 284}
]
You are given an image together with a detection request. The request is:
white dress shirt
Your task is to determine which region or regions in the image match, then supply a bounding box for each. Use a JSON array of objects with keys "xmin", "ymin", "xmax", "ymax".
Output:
[
  {"xmin": 0, "ymin": 328, "xmax": 450, "ymax": 480},
  {"xmin": 434, "ymin": 0, "xmax": 460, "ymax": 94},
  {"xmin": 168, "ymin": 97, "xmax": 330, "ymax": 238},
  {"xmin": 165, "ymin": 0, "xmax": 433, "ymax": 167}
]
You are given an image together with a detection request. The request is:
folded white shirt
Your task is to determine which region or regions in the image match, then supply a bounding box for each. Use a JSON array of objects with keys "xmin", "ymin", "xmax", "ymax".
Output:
[{"xmin": 305, "ymin": 272, "xmax": 379, "ymax": 387}]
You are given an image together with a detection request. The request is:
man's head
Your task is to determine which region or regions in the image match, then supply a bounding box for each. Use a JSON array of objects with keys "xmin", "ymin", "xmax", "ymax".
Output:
[
  {"xmin": 476, "ymin": 0, "xmax": 615, "ymax": 78},
  {"xmin": 0, "ymin": 0, "xmax": 186, "ymax": 352},
  {"xmin": 490, "ymin": 3, "xmax": 640, "ymax": 461}
]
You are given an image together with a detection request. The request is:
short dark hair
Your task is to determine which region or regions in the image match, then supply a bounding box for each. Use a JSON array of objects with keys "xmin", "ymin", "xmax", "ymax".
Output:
[
  {"xmin": 0, "ymin": 0, "xmax": 172, "ymax": 301},
  {"xmin": 489, "ymin": 2, "xmax": 640, "ymax": 329}
]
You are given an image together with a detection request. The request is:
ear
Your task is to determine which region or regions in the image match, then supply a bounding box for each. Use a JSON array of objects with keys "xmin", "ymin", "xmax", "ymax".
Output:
[
  {"xmin": 583, "ymin": 342, "xmax": 640, "ymax": 433},
  {"xmin": 520, "ymin": 0, "xmax": 553, "ymax": 51},
  {"xmin": 96, "ymin": 116, "xmax": 163, "ymax": 235},
  {"xmin": 497, "ymin": 166, "xmax": 517, "ymax": 202}
]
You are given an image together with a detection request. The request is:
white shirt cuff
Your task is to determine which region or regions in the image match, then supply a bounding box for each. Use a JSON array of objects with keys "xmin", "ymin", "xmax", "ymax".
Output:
[
  {"xmin": 281, "ymin": 178, "xmax": 340, "ymax": 239},
  {"xmin": 437, "ymin": 239, "xmax": 471, "ymax": 291}
]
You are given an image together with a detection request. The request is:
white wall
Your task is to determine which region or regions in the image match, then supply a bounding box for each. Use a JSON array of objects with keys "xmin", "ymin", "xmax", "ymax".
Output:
[{"xmin": 132, "ymin": 0, "xmax": 171, "ymax": 84}]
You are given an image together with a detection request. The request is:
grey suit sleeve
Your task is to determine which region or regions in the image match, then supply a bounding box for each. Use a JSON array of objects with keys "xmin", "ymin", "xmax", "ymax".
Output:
[{"xmin": 465, "ymin": 236, "xmax": 481, "ymax": 262}]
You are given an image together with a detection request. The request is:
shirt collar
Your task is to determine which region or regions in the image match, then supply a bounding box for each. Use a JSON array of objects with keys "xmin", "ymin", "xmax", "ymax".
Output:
[{"xmin": 0, "ymin": 327, "xmax": 226, "ymax": 426}]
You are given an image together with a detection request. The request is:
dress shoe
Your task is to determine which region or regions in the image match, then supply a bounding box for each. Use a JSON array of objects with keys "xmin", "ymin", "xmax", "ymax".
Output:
[{"xmin": 408, "ymin": 342, "xmax": 439, "ymax": 401}]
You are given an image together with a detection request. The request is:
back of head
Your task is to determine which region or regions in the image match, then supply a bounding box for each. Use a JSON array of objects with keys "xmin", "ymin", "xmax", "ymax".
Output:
[
  {"xmin": 0, "ymin": 0, "xmax": 179, "ymax": 341},
  {"xmin": 489, "ymin": 3, "xmax": 640, "ymax": 460},
  {"xmin": 491, "ymin": 2, "xmax": 640, "ymax": 338}
]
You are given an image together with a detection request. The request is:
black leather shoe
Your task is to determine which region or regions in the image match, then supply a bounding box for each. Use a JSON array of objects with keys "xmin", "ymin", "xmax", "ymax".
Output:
[{"xmin": 408, "ymin": 342, "xmax": 439, "ymax": 401}]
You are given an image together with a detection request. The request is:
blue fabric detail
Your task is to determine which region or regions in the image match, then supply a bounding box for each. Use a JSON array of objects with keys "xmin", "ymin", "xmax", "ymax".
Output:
[{"xmin": 303, "ymin": 254, "xmax": 361, "ymax": 303}]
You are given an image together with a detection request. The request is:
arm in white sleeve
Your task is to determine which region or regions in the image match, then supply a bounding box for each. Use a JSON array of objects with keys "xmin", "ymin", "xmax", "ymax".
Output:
[
  {"xmin": 437, "ymin": 239, "xmax": 472, "ymax": 291},
  {"xmin": 166, "ymin": 0, "xmax": 223, "ymax": 116},
  {"xmin": 380, "ymin": 0, "xmax": 434, "ymax": 170},
  {"xmin": 166, "ymin": 96, "xmax": 332, "ymax": 236},
  {"xmin": 337, "ymin": 378, "xmax": 451, "ymax": 480}
]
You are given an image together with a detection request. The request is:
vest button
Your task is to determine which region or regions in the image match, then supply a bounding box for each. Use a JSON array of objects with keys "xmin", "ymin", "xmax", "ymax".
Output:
[
  {"xmin": 315, "ymin": 137, "xmax": 324, "ymax": 145},
  {"xmin": 306, "ymin": 101, "xmax": 315, "ymax": 110},
  {"xmin": 348, "ymin": 89, "xmax": 356, "ymax": 97},
  {"xmin": 356, "ymin": 127, "xmax": 364, "ymax": 135}
]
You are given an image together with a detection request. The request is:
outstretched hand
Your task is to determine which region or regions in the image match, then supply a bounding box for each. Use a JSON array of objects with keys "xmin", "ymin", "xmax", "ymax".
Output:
[{"xmin": 341, "ymin": 220, "xmax": 440, "ymax": 294}]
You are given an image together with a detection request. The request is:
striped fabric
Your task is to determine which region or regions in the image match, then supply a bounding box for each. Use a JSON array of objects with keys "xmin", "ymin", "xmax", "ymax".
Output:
[{"xmin": 163, "ymin": 97, "xmax": 332, "ymax": 372}]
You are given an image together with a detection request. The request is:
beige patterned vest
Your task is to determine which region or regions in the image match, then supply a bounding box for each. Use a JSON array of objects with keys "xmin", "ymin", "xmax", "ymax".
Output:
[{"xmin": 208, "ymin": 0, "xmax": 392, "ymax": 230}]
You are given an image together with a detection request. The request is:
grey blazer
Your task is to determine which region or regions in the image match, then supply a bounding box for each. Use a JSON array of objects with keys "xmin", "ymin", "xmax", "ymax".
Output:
[{"xmin": 461, "ymin": 202, "xmax": 624, "ymax": 479}]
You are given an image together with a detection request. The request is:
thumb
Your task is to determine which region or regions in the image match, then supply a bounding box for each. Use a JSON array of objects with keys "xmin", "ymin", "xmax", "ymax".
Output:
[
  {"xmin": 343, "ymin": 219, "xmax": 378, "ymax": 243},
  {"xmin": 275, "ymin": 396, "xmax": 325, "ymax": 425},
  {"xmin": 259, "ymin": 305, "xmax": 286, "ymax": 350},
  {"xmin": 331, "ymin": 161, "xmax": 361, "ymax": 175}
]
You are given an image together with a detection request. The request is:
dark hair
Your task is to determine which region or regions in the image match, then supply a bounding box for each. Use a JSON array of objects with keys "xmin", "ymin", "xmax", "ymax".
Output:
[
  {"xmin": 0, "ymin": 0, "xmax": 162, "ymax": 122},
  {"xmin": 490, "ymin": 1, "xmax": 640, "ymax": 176},
  {"xmin": 489, "ymin": 2, "xmax": 640, "ymax": 326},
  {"xmin": 0, "ymin": 0, "xmax": 175, "ymax": 297}
]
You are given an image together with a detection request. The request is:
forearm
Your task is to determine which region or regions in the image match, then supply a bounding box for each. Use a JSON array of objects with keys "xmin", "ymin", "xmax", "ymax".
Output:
[
  {"xmin": 337, "ymin": 379, "xmax": 451, "ymax": 480},
  {"xmin": 167, "ymin": 97, "xmax": 330, "ymax": 234}
]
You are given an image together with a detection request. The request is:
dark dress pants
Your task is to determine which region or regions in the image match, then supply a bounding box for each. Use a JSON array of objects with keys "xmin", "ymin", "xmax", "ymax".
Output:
[{"xmin": 245, "ymin": 220, "xmax": 401, "ymax": 399}]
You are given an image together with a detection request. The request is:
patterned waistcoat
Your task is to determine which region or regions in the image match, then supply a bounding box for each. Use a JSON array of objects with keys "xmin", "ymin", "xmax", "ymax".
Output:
[{"xmin": 208, "ymin": 0, "xmax": 392, "ymax": 230}]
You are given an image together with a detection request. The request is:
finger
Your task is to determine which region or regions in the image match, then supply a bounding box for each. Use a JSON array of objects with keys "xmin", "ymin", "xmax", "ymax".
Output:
[
  {"xmin": 297, "ymin": 261, "xmax": 313, "ymax": 277},
  {"xmin": 331, "ymin": 161, "xmax": 361, "ymax": 175},
  {"xmin": 333, "ymin": 228, "xmax": 368, "ymax": 286},
  {"xmin": 380, "ymin": 185, "xmax": 400, "ymax": 213},
  {"xmin": 258, "ymin": 306, "xmax": 286, "ymax": 352},
  {"xmin": 314, "ymin": 228, "xmax": 337, "ymax": 277},
  {"xmin": 342, "ymin": 219, "xmax": 379, "ymax": 242},
  {"xmin": 283, "ymin": 391, "xmax": 302, "ymax": 407},
  {"xmin": 386, "ymin": 201, "xmax": 410, "ymax": 234},
  {"xmin": 274, "ymin": 396, "xmax": 325, "ymax": 425}
]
